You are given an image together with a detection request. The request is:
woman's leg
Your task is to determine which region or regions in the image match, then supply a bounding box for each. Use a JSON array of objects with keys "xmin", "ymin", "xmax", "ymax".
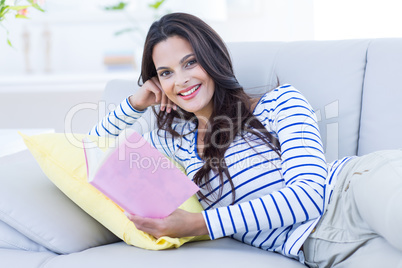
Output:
[
  {"xmin": 335, "ymin": 237, "xmax": 402, "ymax": 268},
  {"xmin": 351, "ymin": 149, "xmax": 402, "ymax": 251},
  {"xmin": 303, "ymin": 150, "xmax": 402, "ymax": 267}
]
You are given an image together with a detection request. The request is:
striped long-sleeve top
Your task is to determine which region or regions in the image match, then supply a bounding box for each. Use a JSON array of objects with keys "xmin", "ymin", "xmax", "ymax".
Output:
[{"xmin": 89, "ymin": 84, "xmax": 352, "ymax": 262}]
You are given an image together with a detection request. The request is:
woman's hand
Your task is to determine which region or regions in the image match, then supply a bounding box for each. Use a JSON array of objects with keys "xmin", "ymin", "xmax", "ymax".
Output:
[
  {"xmin": 129, "ymin": 77, "xmax": 177, "ymax": 113},
  {"xmin": 126, "ymin": 209, "xmax": 208, "ymax": 239}
]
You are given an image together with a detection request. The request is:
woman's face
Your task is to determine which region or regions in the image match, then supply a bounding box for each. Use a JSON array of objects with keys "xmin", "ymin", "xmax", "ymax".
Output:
[{"xmin": 152, "ymin": 35, "xmax": 215, "ymax": 121}]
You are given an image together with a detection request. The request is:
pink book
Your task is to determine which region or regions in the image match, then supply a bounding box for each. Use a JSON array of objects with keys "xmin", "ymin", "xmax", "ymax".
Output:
[{"xmin": 82, "ymin": 130, "xmax": 200, "ymax": 219}]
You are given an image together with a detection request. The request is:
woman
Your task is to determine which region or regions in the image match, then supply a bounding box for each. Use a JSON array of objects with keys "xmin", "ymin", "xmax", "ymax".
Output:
[{"xmin": 89, "ymin": 13, "xmax": 402, "ymax": 267}]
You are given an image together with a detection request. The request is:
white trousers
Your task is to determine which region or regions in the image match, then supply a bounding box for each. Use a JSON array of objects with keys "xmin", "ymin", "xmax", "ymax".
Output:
[{"xmin": 303, "ymin": 149, "xmax": 402, "ymax": 268}]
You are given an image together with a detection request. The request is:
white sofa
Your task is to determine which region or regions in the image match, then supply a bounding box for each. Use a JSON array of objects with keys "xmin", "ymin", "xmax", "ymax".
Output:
[{"xmin": 1, "ymin": 39, "xmax": 402, "ymax": 268}]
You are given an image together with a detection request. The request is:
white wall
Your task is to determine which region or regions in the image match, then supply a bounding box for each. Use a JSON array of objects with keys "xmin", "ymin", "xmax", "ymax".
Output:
[
  {"xmin": 0, "ymin": 0, "xmax": 314, "ymax": 76},
  {"xmin": 314, "ymin": 0, "xmax": 402, "ymax": 40},
  {"xmin": 2, "ymin": 0, "xmax": 402, "ymax": 76},
  {"xmin": 0, "ymin": 0, "xmax": 315, "ymax": 132},
  {"xmin": 2, "ymin": 0, "xmax": 401, "ymax": 132}
]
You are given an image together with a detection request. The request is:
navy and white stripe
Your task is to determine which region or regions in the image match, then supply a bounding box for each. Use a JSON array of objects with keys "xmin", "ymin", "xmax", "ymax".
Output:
[
  {"xmin": 89, "ymin": 98, "xmax": 147, "ymax": 137},
  {"xmin": 89, "ymin": 85, "xmax": 352, "ymax": 262}
]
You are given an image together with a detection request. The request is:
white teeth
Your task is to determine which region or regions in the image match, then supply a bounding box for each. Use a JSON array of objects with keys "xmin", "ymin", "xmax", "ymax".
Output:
[{"xmin": 180, "ymin": 85, "xmax": 200, "ymax": 96}]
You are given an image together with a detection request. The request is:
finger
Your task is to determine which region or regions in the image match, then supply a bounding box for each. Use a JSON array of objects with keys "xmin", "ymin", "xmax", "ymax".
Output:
[
  {"xmin": 166, "ymin": 99, "xmax": 175, "ymax": 113},
  {"xmin": 160, "ymin": 91, "xmax": 168, "ymax": 111},
  {"xmin": 128, "ymin": 214, "xmax": 153, "ymax": 227},
  {"xmin": 127, "ymin": 214, "xmax": 145, "ymax": 230},
  {"xmin": 129, "ymin": 215, "xmax": 160, "ymax": 237},
  {"xmin": 146, "ymin": 83, "xmax": 162, "ymax": 104},
  {"xmin": 151, "ymin": 76, "xmax": 163, "ymax": 90},
  {"xmin": 125, "ymin": 212, "xmax": 138, "ymax": 223},
  {"xmin": 151, "ymin": 77, "xmax": 166, "ymax": 107},
  {"xmin": 150, "ymin": 77, "xmax": 174, "ymax": 113}
]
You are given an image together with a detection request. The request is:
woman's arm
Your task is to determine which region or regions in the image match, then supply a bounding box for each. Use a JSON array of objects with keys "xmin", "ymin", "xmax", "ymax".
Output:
[
  {"xmin": 89, "ymin": 77, "xmax": 176, "ymax": 137},
  {"xmin": 127, "ymin": 209, "xmax": 208, "ymax": 238},
  {"xmin": 202, "ymin": 85, "xmax": 327, "ymax": 239},
  {"xmin": 128, "ymin": 85, "xmax": 327, "ymax": 242},
  {"xmin": 88, "ymin": 97, "xmax": 147, "ymax": 137}
]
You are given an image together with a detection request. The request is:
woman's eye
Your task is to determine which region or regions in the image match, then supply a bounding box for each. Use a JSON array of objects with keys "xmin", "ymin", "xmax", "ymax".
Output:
[
  {"xmin": 159, "ymin": 71, "xmax": 171, "ymax": 77},
  {"xmin": 186, "ymin": 59, "xmax": 197, "ymax": 67}
]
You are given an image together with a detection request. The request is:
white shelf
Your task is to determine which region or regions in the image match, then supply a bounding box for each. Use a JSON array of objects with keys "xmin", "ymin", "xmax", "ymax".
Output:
[{"xmin": 0, "ymin": 72, "xmax": 139, "ymax": 93}]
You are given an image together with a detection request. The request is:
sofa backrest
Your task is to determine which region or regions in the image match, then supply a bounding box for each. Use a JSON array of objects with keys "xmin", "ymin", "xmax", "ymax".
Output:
[
  {"xmin": 228, "ymin": 40, "xmax": 370, "ymax": 163},
  {"xmin": 357, "ymin": 39, "xmax": 402, "ymax": 156},
  {"xmin": 101, "ymin": 39, "xmax": 402, "ymax": 163}
]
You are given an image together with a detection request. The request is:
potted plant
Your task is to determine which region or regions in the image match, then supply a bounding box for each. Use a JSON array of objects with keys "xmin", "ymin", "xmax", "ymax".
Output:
[{"xmin": 0, "ymin": 0, "xmax": 44, "ymax": 46}]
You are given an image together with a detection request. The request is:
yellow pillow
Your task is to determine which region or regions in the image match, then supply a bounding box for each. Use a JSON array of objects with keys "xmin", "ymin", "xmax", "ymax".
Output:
[{"xmin": 20, "ymin": 132, "xmax": 209, "ymax": 250}]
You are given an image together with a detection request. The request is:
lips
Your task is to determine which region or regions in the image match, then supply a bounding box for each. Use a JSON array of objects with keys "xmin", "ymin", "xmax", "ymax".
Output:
[
  {"xmin": 178, "ymin": 84, "xmax": 201, "ymax": 96},
  {"xmin": 177, "ymin": 84, "xmax": 201, "ymax": 101}
]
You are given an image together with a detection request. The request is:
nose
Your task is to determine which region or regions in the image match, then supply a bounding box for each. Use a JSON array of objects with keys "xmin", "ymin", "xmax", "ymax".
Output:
[{"xmin": 174, "ymin": 71, "xmax": 189, "ymax": 87}]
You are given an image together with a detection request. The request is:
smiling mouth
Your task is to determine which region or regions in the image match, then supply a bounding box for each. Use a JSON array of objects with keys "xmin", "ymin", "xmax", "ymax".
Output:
[{"xmin": 179, "ymin": 84, "xmax": 200, "ymax": 96}]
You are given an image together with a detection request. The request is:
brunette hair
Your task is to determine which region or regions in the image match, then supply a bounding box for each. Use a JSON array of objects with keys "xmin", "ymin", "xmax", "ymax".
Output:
[{"xmin": 139, "ymin": 13, "xmax": 281, "ymax": 204}]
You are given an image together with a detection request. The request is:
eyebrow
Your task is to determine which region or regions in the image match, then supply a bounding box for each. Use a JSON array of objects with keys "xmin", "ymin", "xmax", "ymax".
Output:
[{"xmin": 155, "ymin": 53, "xmax": 195, "ymax": 71}]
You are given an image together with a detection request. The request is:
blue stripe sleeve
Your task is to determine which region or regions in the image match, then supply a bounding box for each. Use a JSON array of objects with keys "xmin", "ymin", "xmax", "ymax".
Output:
[
  {"xmin": 216, "ymin": 209, "xmax": 226, "ymax": 236},
  {"xmin": 202, "ymin": 86, "xmax": 328, "ymax": 244},
  {"xmin": 88, "ymin": 97, "xmax": 143, "ymax": 137}
]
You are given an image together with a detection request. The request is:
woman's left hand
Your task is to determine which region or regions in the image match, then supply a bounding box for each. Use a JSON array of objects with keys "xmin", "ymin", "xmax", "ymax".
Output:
[{"xmin": 126, "ymin": 209, "xmax": 208, "ymax": 239}]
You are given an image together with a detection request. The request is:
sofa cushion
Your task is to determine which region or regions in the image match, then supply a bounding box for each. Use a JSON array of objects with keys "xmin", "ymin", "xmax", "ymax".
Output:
[
  {"xmin": 20, "ymin": 132, "xmax": 209, "ymax": 251},
  {"xmin": 358, "ymin": 38, "xmax": 402, "ymax": 155},
  {"xmin": 228, "ymin": 42, "xmax": 283, "ymax": 96},
  {"xmin": 109, "ymin": 41, "xmax": 370, "ymax": 162},
  {"xmin": 0, "ymin": 150, "xmax": 119, "ymax": 254},
  {"xmin": 271, "ymin": 40, "xmax": 371, "ymax": 162},
  {"xmin": 0, "ymin": 248, "xmax": 56, "ymax": 268},
  {"xmin": 0, "ymin": 220, "xmax": 49, "ymax": 252},
  {"xmin": 42, "ymin": 239, "xmax": 305, "ymax": 268}
]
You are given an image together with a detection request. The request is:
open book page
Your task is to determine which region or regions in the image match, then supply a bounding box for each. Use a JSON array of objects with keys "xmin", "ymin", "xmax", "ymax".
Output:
[
  {"xmin": 82, "ymin": 137, "xmax": 105, "ymax": 181},
  {"xmin": 82, "ymin": 130, "xmax": 200, "ymax": 219},
  {"xmin": 83, "ymin": 135, "xmax": 119, "ymax": 181}
]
